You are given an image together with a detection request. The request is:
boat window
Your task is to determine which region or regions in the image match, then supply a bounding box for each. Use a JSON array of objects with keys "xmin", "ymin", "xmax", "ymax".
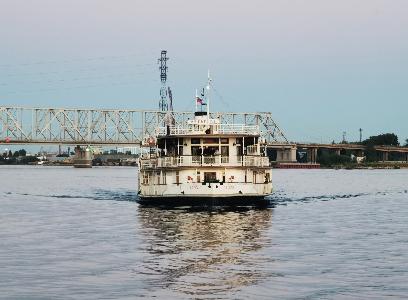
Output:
[
  {"xmin": 191, "ymin": 146, "xmax": 201, "ymax": 156},
  {"xmin": 220, "ymin": 138, "xmax": 229, "ymax": 144},
  {"xmin": 244, "ymin": 137, "xmax": 255, "ymax": 146},
  {"xmin": 175, "ymin": 171, "xmax": 180, "ymax": 185},
  {"xmin": 191, "ymin": 138, "xmax": 200, "ymax": 144},
  {"xmin": 203, "ymin": 146, "xmax": 218, "ymax": 156},
  {"xmin": 143, "ymin": 173, "xmax": 149, "ymax": 185},
  {"xmin": 197, "ymin": 170, "xmax": 201, "ymax": 183},
  {"xmin": 221, "ymin": 146, "xmax": 229, "ymax": 156},
  {"xmin": 203, "ymin": 138, "xmax": 218, "ymax": 144},
  {"xmin": 204, "ymin": 172, "xmax": 217, "ymax": 183}
]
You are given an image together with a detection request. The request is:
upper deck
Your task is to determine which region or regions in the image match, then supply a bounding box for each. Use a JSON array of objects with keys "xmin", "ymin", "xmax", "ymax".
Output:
[
  {"xmin": 157, "ymin": 124, "xmax": 260, "ymax": 137},
  {"xmin": 156, "ymin": 114, "xmax": 260, "ymax": 137}
]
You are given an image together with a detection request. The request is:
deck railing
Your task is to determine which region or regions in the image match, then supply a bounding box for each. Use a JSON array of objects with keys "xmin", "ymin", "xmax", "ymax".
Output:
[
  {"xmin": 139, "ymin": 155, "xmax": 270, "ymax": 169},
  {"xmin": 156, "ymin": 124, "xmax": 260, "ymax": 136}
]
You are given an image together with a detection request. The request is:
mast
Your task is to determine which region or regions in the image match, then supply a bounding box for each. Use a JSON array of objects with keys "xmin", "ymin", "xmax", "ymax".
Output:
[{"xmin": 206, "ymin": 70, "xmax": 211, "ymax": 120}]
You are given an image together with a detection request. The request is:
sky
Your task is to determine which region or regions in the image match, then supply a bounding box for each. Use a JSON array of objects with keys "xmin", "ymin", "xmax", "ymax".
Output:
[{"xmin": 0, "ymin": 0, "xmax": 407, "ymax": 144}]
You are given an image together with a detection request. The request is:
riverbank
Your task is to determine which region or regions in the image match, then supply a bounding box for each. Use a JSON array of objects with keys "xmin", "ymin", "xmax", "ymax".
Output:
[{"xmin": 322, "ymin": 161, "xmax": 408, "ymax": 169}]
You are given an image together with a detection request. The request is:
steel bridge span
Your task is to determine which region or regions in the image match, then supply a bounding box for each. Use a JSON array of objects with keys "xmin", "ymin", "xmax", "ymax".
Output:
[{"xmin": 0, "ymin": 106, "xmax": 288, "ymax": 146}]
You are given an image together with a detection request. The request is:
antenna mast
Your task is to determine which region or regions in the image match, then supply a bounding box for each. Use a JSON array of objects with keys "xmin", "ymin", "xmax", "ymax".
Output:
[
  {"xmin": 359, "ymin": 128, "xmax": 362, "ymax": 143},
  {"xmin": 158, "ymin": 50, "xmax": 169, "ymax": 111},
  {"xmin": 206, "ymin": 70, "xmax": 211, "ymax": 119}
]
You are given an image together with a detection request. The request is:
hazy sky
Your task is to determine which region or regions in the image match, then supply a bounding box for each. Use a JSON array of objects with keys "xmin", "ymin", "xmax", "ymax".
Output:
[{"xmin": 1, "ymin": 0, "xmax": 407, "ymax": 143}]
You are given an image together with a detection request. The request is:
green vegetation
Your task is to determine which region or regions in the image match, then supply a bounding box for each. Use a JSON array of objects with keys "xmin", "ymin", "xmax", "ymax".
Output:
[
  {"xmin": 0, "ymin": 155, "xmax": 38, "ymax": 165},
  {"xmin": 361, "ymin": 133, "xmax": 399, "ymax": 146},
  {"xmin": 0, "ymin": 148, "xmax": 38, "ymax": 165},
  {"xmin": 318, "ymin": 133, "xmax": 407, "ymax": 167},
  {"xmin": 359, "ymin": 133, "xmax": 399, "ymax": 162},
  {"xmin": 317, "ymin": 152, "xmax": 351, "ymax": 167},
  {"xmin": 13, "ymin": 149, "xmax": 27, "ymax": 157}
]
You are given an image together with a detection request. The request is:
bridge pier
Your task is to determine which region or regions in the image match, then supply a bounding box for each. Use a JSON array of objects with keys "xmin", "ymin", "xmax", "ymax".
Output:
[
  {"xmin": 274, "ymin": 145, "xmax": 297, "ymax": 162},
  {"xmin": 73, "ymin": 146, "xmax": 93, "ymax": 168},
  {"xmin": 307, "ymin": 148, "xmax": 318, "ymax": 163},
  {"xmin": 381, "ymin": 151, "xmax": 389, "ymax": 162}
]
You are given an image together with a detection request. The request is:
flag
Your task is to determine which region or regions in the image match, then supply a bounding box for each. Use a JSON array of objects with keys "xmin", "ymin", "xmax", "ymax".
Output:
[{"xmin": 196, "ymin": 97, "xmax": 204, "ymax": 104}]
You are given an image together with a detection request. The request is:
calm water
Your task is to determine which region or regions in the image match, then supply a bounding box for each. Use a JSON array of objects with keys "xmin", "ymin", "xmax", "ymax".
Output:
[{"xmin": 1, "ymin": 166, "xmax": 407, "ymax": 299}]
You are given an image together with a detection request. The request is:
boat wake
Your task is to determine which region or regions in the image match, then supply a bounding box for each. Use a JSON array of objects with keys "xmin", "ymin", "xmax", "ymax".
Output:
[
  {"xmin": 268, "ymin": 189, "xmax": 407, "ymax": 205},
  {"xmin": 4, "ymin": 189, "xmax": 138, "ymax": 202},
  {"xmin": 4, "ymin": 189, "xmax": 407, "ymax": 207}
]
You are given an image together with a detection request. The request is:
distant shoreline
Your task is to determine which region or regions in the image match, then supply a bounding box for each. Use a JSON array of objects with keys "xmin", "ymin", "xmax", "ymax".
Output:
[
  {"xmin": 2, "ymin": 161, "xmax": 408, "ymax": 169},
  {"xmin": 320, "ymin": 162, "xmax": 408, "ymax": 170}
]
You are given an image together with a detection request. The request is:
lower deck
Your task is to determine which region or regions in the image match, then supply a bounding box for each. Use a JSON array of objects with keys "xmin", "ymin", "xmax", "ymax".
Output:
[{"xmin": 138, "ymin": 167, "xmax": 273, "ymax": 199}]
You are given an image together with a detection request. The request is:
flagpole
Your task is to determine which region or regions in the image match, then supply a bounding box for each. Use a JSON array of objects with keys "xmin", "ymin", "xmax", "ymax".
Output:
[{"xmin": 195, "ymin": 89, "xmax": 198, "ymax": 112}]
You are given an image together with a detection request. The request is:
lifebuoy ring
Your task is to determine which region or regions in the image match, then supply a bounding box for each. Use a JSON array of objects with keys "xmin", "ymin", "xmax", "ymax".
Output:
[{"xmin": 148, "ymin": 136, "xmax": 155, "ymax": 145}]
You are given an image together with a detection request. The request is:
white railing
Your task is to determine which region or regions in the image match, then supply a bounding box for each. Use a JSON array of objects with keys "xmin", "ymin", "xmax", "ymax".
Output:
[
  {"xmin": 246, "ymin": 145, "xmax": 259, "ymax": 155},
  {"xmin": 140, "ymin": 155, "xmax": 270, "ymax": 169},
  {"xmin": 217, "ymin": 124, "xmax": 260, "ymax": 135},
  {"xmin": 156, "ymin": 124, "xmax": 260, "ymax": 136}
]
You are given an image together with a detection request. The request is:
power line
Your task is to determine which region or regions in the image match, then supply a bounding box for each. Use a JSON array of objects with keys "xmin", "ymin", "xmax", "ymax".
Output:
[{"xmin": 0, "ymin": 52, "xmax": 156, "ymax": 69}]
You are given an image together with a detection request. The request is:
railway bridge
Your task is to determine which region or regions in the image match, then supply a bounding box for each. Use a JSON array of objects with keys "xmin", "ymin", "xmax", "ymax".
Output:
[
  {"xmin": 0, "ymin": 105, "xmax": 287, "ymax": 145},
  {"xmin": 2, "ymin": 106, "xmax": 408, "ymax": 164}
]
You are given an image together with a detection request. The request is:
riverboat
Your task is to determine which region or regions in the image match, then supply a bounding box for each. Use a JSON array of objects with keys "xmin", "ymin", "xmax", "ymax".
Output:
[{"xmin": 137, "ymin": 76, "xmax": 272, "ymax": 206}]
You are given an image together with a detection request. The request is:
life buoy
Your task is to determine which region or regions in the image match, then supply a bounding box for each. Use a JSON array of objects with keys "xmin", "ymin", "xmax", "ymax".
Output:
[{"xmin": 148, "ymin": 136, "xmax": 155, "ymax": 145}]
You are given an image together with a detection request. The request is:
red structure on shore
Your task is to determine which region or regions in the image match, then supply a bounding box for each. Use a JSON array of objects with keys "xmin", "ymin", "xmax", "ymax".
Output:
[{"xmin": 275, "ymin": 163, "xmax": 320, "ymax": 169}]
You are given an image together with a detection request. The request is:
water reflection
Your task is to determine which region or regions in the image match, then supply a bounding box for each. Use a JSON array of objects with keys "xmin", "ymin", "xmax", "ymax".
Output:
[{"xmin": 137, "ymin": 207, "xmax": 274, "ymax": 297}]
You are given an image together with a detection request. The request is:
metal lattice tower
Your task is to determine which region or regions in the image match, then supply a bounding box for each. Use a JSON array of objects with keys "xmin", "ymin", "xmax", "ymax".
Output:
[{"xmin": 158, "ymin": 50, "xmax": 169, "ymax": 111}]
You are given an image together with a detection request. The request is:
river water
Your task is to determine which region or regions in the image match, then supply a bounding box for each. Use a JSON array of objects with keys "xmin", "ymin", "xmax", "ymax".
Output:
[{"xmin": 0, "ymin": 166, "xmax": 407, "ymax": 299}]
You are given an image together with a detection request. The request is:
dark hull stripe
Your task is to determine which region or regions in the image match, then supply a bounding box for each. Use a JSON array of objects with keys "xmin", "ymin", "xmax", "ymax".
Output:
[{"xmin": 137, "ymin": 196, "xmax": 271, "ymax": 207}]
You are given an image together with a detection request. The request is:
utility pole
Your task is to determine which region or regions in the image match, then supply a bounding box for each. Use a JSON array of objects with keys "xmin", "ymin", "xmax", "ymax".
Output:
[
  {"xmin": 158, "ymin": 50, "xmax": 169, "ymax": 111},
  {"xmin": 342, "ymin": 131, "xmax": 347, "ymax": 143},
  {"xmin": 359, "ymin": 128, "xmax": 363, "ymax": 143}
]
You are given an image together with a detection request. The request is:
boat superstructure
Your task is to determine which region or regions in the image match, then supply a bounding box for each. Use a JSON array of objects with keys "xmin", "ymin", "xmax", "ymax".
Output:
[{"xmin": 137, "ymin": 75, "xmax": 272, "ymax": 205}]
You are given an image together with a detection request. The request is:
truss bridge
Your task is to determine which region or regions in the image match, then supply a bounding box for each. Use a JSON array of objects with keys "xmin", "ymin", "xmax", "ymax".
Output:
[{"xmin": 0, "ymin": 106, "xmax": 288, "ymax": 146}]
